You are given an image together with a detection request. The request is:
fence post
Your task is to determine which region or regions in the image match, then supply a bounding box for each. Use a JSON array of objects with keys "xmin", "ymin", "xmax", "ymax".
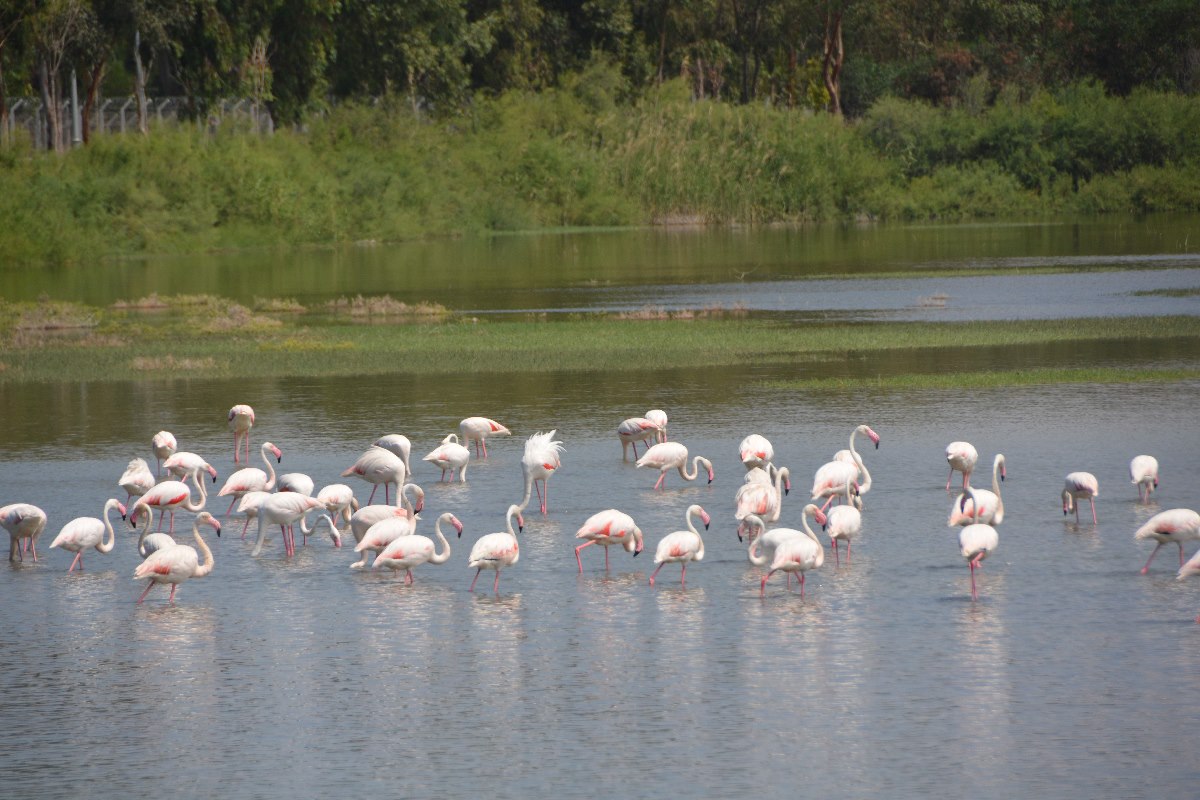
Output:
[
  {"xmin": 70, "ymin": 69, "xmax": 83, "ymax": 146},
  {"xmin": 99, "ymin": 99, "xmax": 112, "ymax": 135},
  {"xmin": 119, "ymin": 98, "xmax": 132, "ymax": 133}
]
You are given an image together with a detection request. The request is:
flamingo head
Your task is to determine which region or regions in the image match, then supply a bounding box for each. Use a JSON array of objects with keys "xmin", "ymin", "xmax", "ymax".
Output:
[
  {"xmin": 631, "ymin": 527, "xmax": 644, "ymax": 556},
  {"xmin": 198, "ymin": 512, "xmax": 222, "ymax": 537},
  {"xmin": 117, "ymin": 502, "xmax": 128, "ymax": 520},
  {"xmin": 206, "ymin": 465, "xmax": 218, "ymax": 483},
  {"xmin": 268, "ymin": 443, "xmax": 282, "ymax": 463},
  {"xmin": 517, "ymin": 513, "xmax": 525, "ymax": 533},
  {"xmin": 862, "ymin": 426, "xmax": 881, "ymax": 449},
  {"xmin": 449, "ymin": 514, "xmax": 463, "ymax": 538},
  {"xmin": 700, "ymin": 509, "xmax": 711, "ymax": 530},
  {"xmin": 813, "ymin": 508, "xmax": 828, "ymax": 528}
]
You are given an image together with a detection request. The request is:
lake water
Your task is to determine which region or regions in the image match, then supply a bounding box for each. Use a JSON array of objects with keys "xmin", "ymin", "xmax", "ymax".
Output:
[{"xmin": 2, "ymin": 218, "xmax": 1200, "ymax": 798}]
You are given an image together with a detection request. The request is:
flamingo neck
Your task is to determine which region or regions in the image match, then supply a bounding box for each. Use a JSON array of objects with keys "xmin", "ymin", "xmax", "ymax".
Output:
[
  {"xmin": 801, "ymin": 507, "xmax": 821, "ymax": 544},
  {"xmin": 193, "ymin": 529, "xmax": 214, "ymax": 577},
  {"xmin": 518, "ymin": 469, "xmax": 535, "ymax": 512},
  {"xmin": 429, "ymin": 516, "xmax": 452, "ymax": 564},
  {"xmin": 183, "ymin": 471, "xmax": 208, "ymax": 511},
  {"xmin": 992, "ymin": 456, "xmax": 1005, "ymax": 516},
  {"xmin": 98, "ymin": 500, "xmax": 120, "ymax": 553},
  {"xmin": 262, "ymin": 445, "xmax": 278, "ymax": 490}
]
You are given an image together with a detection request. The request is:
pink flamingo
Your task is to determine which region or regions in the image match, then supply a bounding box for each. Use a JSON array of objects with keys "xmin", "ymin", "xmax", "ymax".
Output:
[
  {"xmin": 348, "ymin": 484, "xmax": 423, "ymax": 568},
  {"xmin": 1135, "ymin": 508, "xmax": 1200, "ymax": 574},
  {"xmin": 1176, "ymin": 549, "xmax": 1200, "ymax": 622},
  {"xmin": 645, "ymin": 409, "xmax": 668, "ymax": 442},
  {"xmin": 1062, "ymin": 472, "xmax": 1099, "ymax": 524},
  {"xmin": 316, "ymin": 483, "xmax": 359, "ymax": 530},
  {"xmin": 735, "ymin": 466, "xmax": 790, "ymax": 541},
  {"xmin": 118, "ymin": 458, "xmax": 156, "ymax": 505},
  {"xmin": 520, "ymin": 430, "xmax": 564, "ymax": 514},
  {"xmin": 738, "ymin": 433, "xmax": 774, "ymax": 470},
  {"xmin": 468, "ymin": 504, "xmax": 525, "ymax": 592},
  {"xmin": 277, "ymin": 472, "xmax": 314, "ymax": 496},
  {"xmin": 949, "ymin": 454, "xmax": 1006, "ymax": 526},
  {"xmin": 251, "ymin": 493, "xmax": 338, "ymax": 557},
  {"xmin": 373, "ymin": 434, "xmax": 413, "ymax": 476},
  {"xmin": 341, "ymin": 445, "xmax": 407, "ymax": 505},
  {"xmin": 811, "ymin": 424, "xmax": 878, "ymax": 511},
  {"xmin": 636, "ymin": 442, "xmax": 714, "ymax": 490},
  {"xmin": 152, "ymin": 431, "xmax": 177, "ymax": 476},
  {"xmin": 575, "ymin": 509, "xmax": 644, "ymax": 572},
  {"xmin": 423, "ymin": 434, "xmax": 471, "ymax": 482},
  {"xmin": 374, "ymin": 512, "xmax": 463, "ymax": 584},
  {"xmin": 228, "ymin": 404, "xmax": 255, "ymax": 463},
  {"xmin": 49, "ymin": 499, "xmax": 126, "ymax": 571},
  {"xmin": 649, "ymin": 504, "xmax": 710, "ymax": 587},
  {"xmin": 1130, "ymin": 455, "xmax": 1159, "ymax": 502},
  {"xmin": 1, "ymin": 503, "xmax": 47, "ymax": 563},
  {"xmin": 129, "ymin": 471, "xmax": 208, "ymax": 533},
  {"xmin": 958, "ymin": 489, "xmax": 999, "ymax": 600},
  {"xmin": 133, "ymin": 510, "xmax": 176, "ymax": 559},
  {"xmin": 234, "ymin": 491, "xmax": 272, "ymax": 539},
  {"xmin": 163, "ymin": 451, "xmax": 218, "ymax": 484},
  {"xmin": 618, "ymin": 418, "xmax": 662, "ymax": 460},
  {"xmin": 459, "ymin": 417, "xmax": 511, "ymax": 459},
  {"xmin": 754, "ymin": 507, "xmax": 827, "ymax": 598},
  {"xmin": 134, "ymin": 512, "xmax": 219, "ymax": 603},
  {"xmin": 745, "ymin": 504, "xmax": 827, "ymax": 589},
  {"xmin": 218, "ymin": 442, "xmax": 283, "ymax": 514},
  {"xmin": 946, "ymin": 441, "xmax": 978, "ymax": 491},
  {"xmin": 824, "ymin": 476, "xmax": 863, "ymax": 566}
]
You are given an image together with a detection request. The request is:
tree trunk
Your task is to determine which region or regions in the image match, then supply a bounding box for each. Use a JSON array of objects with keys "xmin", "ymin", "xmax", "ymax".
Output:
[
  {"xmin": 134, "ymin": 29, "xmax": 149, "ymax": 135},
  {"xmin": 657, "ymin": 0, "xmax": 669, "ymax": 84},
  {"xmin": 81, "ymin": 58, "xmax": 106, "ymax": 145},
  {"xmin": 822, "ymin": 9, "xmax": 844, "ymax": 117},
  {"xmin": 38, "ymin": 57, "xmax": 63, "ymax": 151},
  {"xmin": 0, "ymin": 56, "xmax": 7, "ymax": 146}
]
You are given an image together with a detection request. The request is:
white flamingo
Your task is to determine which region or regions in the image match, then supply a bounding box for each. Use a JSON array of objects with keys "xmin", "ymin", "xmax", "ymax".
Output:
[
  {"xmin": 134, "ymin": 512, "xmax": 220, "ymax": 603},
  {"xmin": 118, "ymin": 458, "xmax": 156, "ymax": 505},
  {"xmin": 824, "ymin": 476, "xmax": 863, "ymax": 567},
  {"xmin": 811, "ymin": 424, "xmax": 878, "ymax": 511},
  {"xmin": 649, "ymin": 504, "xmax": 711, "ymax": 587},
  {"xmin": 423, "ymin": 434, "xmax": 471, "ymax": 482},
  {"xmin": 618, "ymin": 418, "xmax": 662, "ymax": 460},
  {"xmin": 645, "ymin": 409, "xmax": 668, "ymax": 442},
  {"xmin": 746, "ymin": 504, "xmax": 827, "ymax": 589},
  {"xmin": 163, "ymin": 451, "xmax": 218, "ymax": 484},
  {"xmin": 151, "ymin": 430, "xmax": 177, "ymax": 475},
  {"xmin": 341, "ymin": 445, "xmax": 408, "ymax": 505},
  {"xmin": 234, "ymin": 491, "xmax": 272, "ymax": 539},
  {"xmin": 251, "ymin": 493, "xmax": 338, "ymax": 557},
  {"xmin": 49, "ymin": 498, "xmax": 126, "ymax": 572},
  {"xmin": 1175, "ymin": 549, "xmax": 1200, "ymax": 623},
  {"xmin": 1062, "ymin": 472, "xmax": 1099, "ymax": 525},
  {"xmin": 636, "ymin": 442, "xmax": 714, "ymax": 490},
  {"xmin": 374, "ymin": 512, "xmax": 463, "ymax": 584},
  {"xmin": 373, "ymin": 434, "xmax": 413, "ymax": 476},
  {"xmin": 467, "ymin": 504, "xmax": 525, "ymax": 592},
  {"xmin": 949, "ymin": 454, "xmax": 1006, "ymax": 526},
  {"xmin": 129, "ymin": 471, "xmax": 208, "ymax": 533},
  {"xmin": 519, "ymin": 430, "xmax": 564, "ymax": 514},
  {"xmin": 946, "ymin": 441, "xmax": 978, "ymax": 491},
  {"xmin": 1135, "ymin": 508, "xmax": 1200, "ymax": 574},
  {"xmin": 1, "ymin": 503, "xmax": 47, "ymax": 563},
  {"xmin": 277, "ymin": 472, "xmax": 314, "ymax": 496},
  {"xmin": 348, "ymin": 484, "xmax": 424, "ymax": 568},
  {"xmin": 755, "ymin": 506, "xmax": 827, "ymax": 598},
  {"xmin": 316, "ymin": 484, "xmax": 359, "ymax": 529},
  {"xmin": 217, "ymin": 442, "xmax": 283, "ymax": 515},
  {"xmin": 574, "ymin": 509, "xmax": 644, "ymax": 572},
  {"xmin": 957, "ymin": 488, "xmax": 999, "ymax": 600},
  {"xmin": 228, "ymin": 404, "xmax": 255, "ymax": 464},
  {"xmin": 459, "ymin": 417, "xmax": 511, "ymax": 459},
  {"xmin": 133, "ymin": 509, "xmax": 176, "ymax": 559},
  {"xmin": 738, "ymin": 433, "xmax": 774, "ymax": 470},
  {"xmin": 734, "ymin": 466, "xmax": 790, "ymax": 541},
  {"xmin": 1130, "ymin": 455, "xmax": 1159, "ymax": 502}
]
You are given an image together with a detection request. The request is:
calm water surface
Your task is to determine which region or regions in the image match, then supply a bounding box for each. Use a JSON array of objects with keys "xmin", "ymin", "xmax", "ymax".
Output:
[{"xmin": 3, "ymin": 220, "xmax": 1200, "ymax": 798}]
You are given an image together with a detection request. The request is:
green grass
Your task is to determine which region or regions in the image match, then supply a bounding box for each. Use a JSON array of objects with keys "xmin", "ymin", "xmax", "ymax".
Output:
[
  {"xmin": 762, "ymin": 367, "xmax": 1200, "ymax": 392},
  {"xmin": 1130, "ymin": 288, "xmax": 1200, "ymax": 298}
]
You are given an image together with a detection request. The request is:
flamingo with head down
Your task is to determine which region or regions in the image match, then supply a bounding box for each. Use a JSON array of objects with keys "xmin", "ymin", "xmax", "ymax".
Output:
[
  {"xmin": 373, "ymin": 434, "xmax": 413, "ymax": 477},
  {"xmin": 152, "ymin": 431, "xmax": 177, "ymax": 476},
  {"xmin": 317, "ymin": 484, "xmax": 359, "ymax": 529},
  {"xmin": 645, "ymin": 410, "xmax": 668, "ymax": 442},
  {"xmin": 520, "ymin": 430, "xmax": 564, "ymax": 514},
  {"xmin": 618, "ymin": 418, "xmax": 662, "ymax": 460},
  {"xmin": 374, "ymin": 512, "xmax": 463, "ymax": 584},
  {"xmin": 575, "ymin": 509, "xmax": 643, "ymax": 572},
  {"xmin": 1, "ymin": 504, "xmax": 47, "ymax": 563},
  {"xmin": 1130, "ymin": 455, "xmax": 1159, "ymax": 502},
  {"xmin": 949, "ymin": 454, "xmax": 1006, "ymax": 526},
  {"xmin": 341, "ymin": 446, "xmax": 407, "ymax": 505},
  {"xmin": 957, "ymin": 489, "xmax": 999, "ymax": 600},
  {"xmin": 163, "ymin": 452, "xmax": 218, "ymax": 484},
  {"xmin": 1135, "ymin": 508, "xmax": 1200, "ymax": 574},
  {"xmin": 134, "ymin": 512, "xmax": 220, "ymax": 603},
  {"xmin": 734, "ymin": 466, "xmax": 790, "ymax": 541},
  {"xmin": 459, "ymin": 417, "xmax": 511, "ymax": 459},
  {"xmin": 946, "ymin": 441, "xmax": 978, "ymax": 491},
  {"xmin": 251, "ymin": 493, "xmax": 338, "ymax": 557},
  {"xmin": 423, "ymin": 434, "xmax": 471, "ymax": 482},
  {"xmin": 119, "ymin": 458, "xmax": 156, "ymax": 506},
  {"xmin": 636, "ymin": 442, "xmax": 713, "ymax": 490},
  {"xmin": 1062, "ymin": 472, "xmax": 1099, "ymax": 525},
  {"xmin": 228, "ymin": 404, "xmax": 255, "ymax": 464}
]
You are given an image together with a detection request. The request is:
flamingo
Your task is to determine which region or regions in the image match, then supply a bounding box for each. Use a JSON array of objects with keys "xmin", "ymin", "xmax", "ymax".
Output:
[
  {"xmin": 217, "ymin": 442, "xmax": 283, "ymax": 515},
  {"xmin": 374, "ymin": 512, "xmax": 463, "ymax": 584},
  {"xmin": 354, "ymin": 515, "xmax": 421, "ymax": 567},
  {"xmin": 811, "ymin": 425, "xmax": 878, "ymax": 511},
  {"xmin": 648, "ymin": 504, "xmax": 710, "ymax": 587},
  {"xmin": 423, "ymin": 434, "xmax": 471, "ymax": 482},
  {"xmin": 348, "ymin": 484, "xmax": 424, "ymax": 568},
  {"xmin": 129, "ymin": 471, "xmax": 208, "ymax": 533},
  {"xmin": 520, "ymin": 430, "xmax": 564, "ymax": 514},
  {"xmin": 341, "ymin": 445, "xmax": 407, "ymax": 505},
  {"xmin": 1175, "ymin": 550, "xmax": 1200, "ymax": 622},
  {"xmin": 132, "ymin": 509, "xmax": 176, "ymax": 559},
  {"xmin": 277, "ymin": 472, "xmax": 314, "ymax": 496},
  {"xmin": 957, "ymin": 489, "xmax": 999, "ymax": 600},
  {"xmin": 373, "ymin": 434, "xmax": 413, "ymax": 476},
  {"xmin": 645, "ymin": 409, "xmax": 668, "ymax": 442},
  {"xmin": 1062, "ymin": 472, "xmax": 1099, "ymax": 524},
  {"xmin": 251, "ymin": 492, "xmax": 338, "ymax": 557},
  {"xmin": 946, "ymin": 441, "xmax": 978, "ymax": 490},
  {"xmin": 152, "ymin": 430, "xmax": 177, "ymax": 475},
  {"xmin": 738, "ymin": 433, "xmax": 774, "ymax": 470},
  {"xmin": 754, "ymin": 506, "xmax": 828, "ymax": 598},
  {"xmin": 49, "ymin": 499, "xmax": 126, "ymax": 572},
  {"xmin": 618, "ymin": 418, "xmax": 662, "ymax": 460},
  {"xmin": 1134, "ymin": 508, "xmax": 1200, "ymax": 574},
  {"xmin": 949, "ymin": 454, "xmax": 1006, "ymax": 526},
  {"xmin": 163, "ymin": 451, "xmax": 218, "ymax": 484},
  {"xmin": 1, "ymin": 504, "xmax": 47, "ymax": 563},
  {"xmin": 745, "ymin": 504, "xmax": 827, "ymax": 588},
  {"xmin": 575, "ymin": 509, "xmax": 644, "ymax": 572},
  {"xmin": 734, "ymin": 466, "xmax": 790, "ymax": 541},
  {"xmin": 118, "ymin": 458, "xmax": 156, "ymax": 505},
  {"xmin": 459, "ymin": 417, "xmax": 511, "ymax": 459},
  {"xmin": 468, "ymin": 504, "xmax": 525, "ymax": 592},
  {"xmin": 134, "ymin": 512, "xmax": 219, "ymax": 603},
  {"xmin": 636, "ymin": 442, "xmax": 714, "ymax": 490},
  {"xmin": 316, "ymin": 484, "xmax": 359, "ymax": 529},
  {"xmin": 234, "ymin": 491, "xmax": 272, "ymax": 539},
  {"xmin": 1130, "ymin": 455, "xmax": 1159, "ymax": 502},
  {"xmin": 228, "ymin": 404, "xmax": 255, "ymax": 463},
  {"xmin": 825, "ymin": 476, "xmax": 863, "ymax": 567}
]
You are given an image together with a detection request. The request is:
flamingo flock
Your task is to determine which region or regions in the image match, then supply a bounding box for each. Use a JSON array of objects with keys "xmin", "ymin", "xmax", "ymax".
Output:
[{"xmin": 5, "ymin": 400, "xmax": 1200, "ymax": 623}]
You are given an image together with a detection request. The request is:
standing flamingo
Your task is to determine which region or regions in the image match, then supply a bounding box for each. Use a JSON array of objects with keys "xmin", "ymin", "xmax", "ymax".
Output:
[
  {"xmin": 645, "ymin": 409, "xmax": 668, "ymax": 442},
  {"xmin": 118, "ymin": 458, "xmax": 156, "ymax": 505},
  {"xmin": 341, "ymin": 445, "xmax": 407, "ymax": 505},
  {"xmin": 347, "ymin": 484, "xmax": 424, "ymax": 568},
  {"xmin": 754, "ymin": 506, "xmax": 827, "ymax": 598},
  {"xmin": 217, "ymin": 442, "xmax": 283, "ymax": 515},
  {"xmin": 129, "ymin": 471, "xmax": 208, "ymax": 533},
  {"xmin": 1134, "ymin": 508, "xmax": 1200, "ymax": 574},
  {"xmin": 228, "ymin": 404, "xmax": 255, "ymax": 464},
  {"xmin": 957, "ymin": 489, "xmax": 999, "ymax": 600},
  {"xmin": 618, "ymin": 418, "xmax": 662, "ymax": 460},
  {"xmin": 949, "ymin": 454, "xmax": 1006, "ymax": 526},
  {"xmin": 1175, "ymin": 550, "xmax": 1200, "ymax": 623},
  {"xmin": 317, "ymin": 484, "xmax": 359, "ymax": 529},
  {"xmin": 738, "ymin": 434, "xmax": 774, "ymax": 470},
  {"xmin": 519, "ymin": 430, "xmax": 564, "ymax": 514},
  {"xmin": 459, "ymin": 417, "xmax": 511, "ymax": 459},
  {"xmin": 636, "ymin": 442, "xmax": 714, "ymax": 490},
  {"xmin": 811, "ymin": 425, "xmax": 878, "ymax": 511},
  {"xmin": 163, "ymin": 451, "xmax": 218, "ymax": 484},
  {"xmin": 648, "ymin": 504, "xmax": 711, "ymax": 587},
  {"xmin": 423, "ymin": 434, "xmax": 471, "ymax": 482},
  {"xmin": 49, "ymin": 499, "xmax": 126, "ymax": 572},
  {"xmin": 251, "ymin": 493, "xmax": 338, "ymax": 557},
  {"xmin": 234, "ymin": 491, "xmax": 272, "ymax": 539},
  {"xmin": 1, "ymin": 504, "xmax": 47, "ymax": 563},
  {"xmin": 152, "ymin": 431, "xmax": 177, "ymax": 476},
  {"xmin": 277, "ymin": 472, "xmax": 314, "ymax": 496},
  {"xmin": 134, "ymin": 512, "xmax": 220, "ymax": 603},
  {"xmin": 734, "ymin": 466, "xmax": 790, "ymax": 541},
  {"xmin": 468, "ymin": 504, "xmax": 525, "ymax": 592},
  {"xmin": 946, "ymin": 441, "xmax": 978, "ymax": 491},
  {"xmin": 1062, "ymin": 472, "xmax": 1099, "ymax": 524},
  {"xmin": 575, "ymin": 509, "xmax": 644, "ymax": 572},
  {"xmin": 374, "ymin": 512, "xmax": 463, "ymax": 583},
  {"xmin": 133, "ymin": 510, "xmax": 176, "ymax": 559},
  {"xmin": 825, "ymin": 477, "xmax": 863, "ymax": 566},
  {"xmin": 373, "ymin": 434, "xmax": 413, "ymax": 477},
  {"xmin": 1130, "ymin": 455, "xmax": 1159, "ymax": 502}
]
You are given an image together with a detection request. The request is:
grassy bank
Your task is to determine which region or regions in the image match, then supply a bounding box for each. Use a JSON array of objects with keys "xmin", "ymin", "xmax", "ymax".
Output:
[
  {"xmin": 2, "ymin": 83, "xmax": 1199, "ymax": 265},
  {"xmin": 2, "ymin": 295, "xmax": 1198, "ymax": 386}
]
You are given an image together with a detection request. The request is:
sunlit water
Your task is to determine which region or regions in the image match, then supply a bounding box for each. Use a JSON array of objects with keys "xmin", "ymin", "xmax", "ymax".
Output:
[{"xmin": 3, "ymin": 219, "xmax": 1200, "ymax": 798}]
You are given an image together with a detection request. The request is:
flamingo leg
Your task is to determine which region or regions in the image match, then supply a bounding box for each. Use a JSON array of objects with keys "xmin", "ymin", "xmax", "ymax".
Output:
[
  {"xmin": 225, "ymin": 496, "xmax": 237, "ymax": 516},
  {"xmin": 406, "ymin": 569, "xmax": 414, "ymax": 585},
  {"xmin": 761, "ymin": 571, "xmax": 772, "ymax": 597},
  {"xmin": 604, "ymin": 545, "xmax": 610, "ymax": 571},
  {"xmin": 241, "ymin": 517, "xmax": 251, "ymax": 539},
  {"xmin": 29, "ymin": 539, "xmax": 37, "ymax": 561},
  {"xmin": 136, "ymin": 580, "xmax": 155, "ymax": 603},
  {"xmin": 946, "ymin": 468, "xmax": 953, "ymax": 491},
  {"xmin": 168, "ymin": 511, "xmax": 176, "ymax": 534},
  {"xmin": 367, "ymin": 485, "xmax": 378, "ymax": 504},
  {"xmin": 482, "ymin": 439, "xmax": 489, "ymax": 459},
  {"xmin": 535, "ymin": 481, "xmax": 544, "ymax": 512},
  {"xmin": 649, "ymin": 563, "xmax": 665, "ymax": 586},
  {"xmin": 654, "ymin": 472, "xmax": 666, "ymax": 490},
  {"xmin": 1141, "ymin": 543, "xmax": 1164, "ymax": 574},
  {"xmin": 470, "ymin": 568, "xmax": 482, "ymax": 591},
  {"xmin": 847, "ymin": 540, "xmax": 852, "ymax": 565},
  {"xmin": 680, "ymin": 562, "xmax": 687, "ymax": 587},
  {"xmin": 1089, "ymin": 497, "xmax": 1097, "ymax": 525},
  {"xmin": 169, "ymin": 584, "xmax": 178, "ymax": 602},
  {"xmin": 800, "ymin": 572, "xmax": 806, "ymax": 600},
  {"xmin": 384, "ymin": 483, "xmax": 391, "ymax": 506},
  {"xmin": 493, "ymin": 569, "xmax": 500, "ymax": 592},
  {"xmin": 832, "ymin": 539, "xmax": 840, "ymax": 567},
  {"xmin": 575, "ymin": 541, "xmax": 593, "ymax": 573},
  {"xmin": 1180, "ymin": 542, "xmax": 1187, "ymax": 567},
  {"xmin": 68, "ymin": 552, "xmax": 82, "ymax": 572}
]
